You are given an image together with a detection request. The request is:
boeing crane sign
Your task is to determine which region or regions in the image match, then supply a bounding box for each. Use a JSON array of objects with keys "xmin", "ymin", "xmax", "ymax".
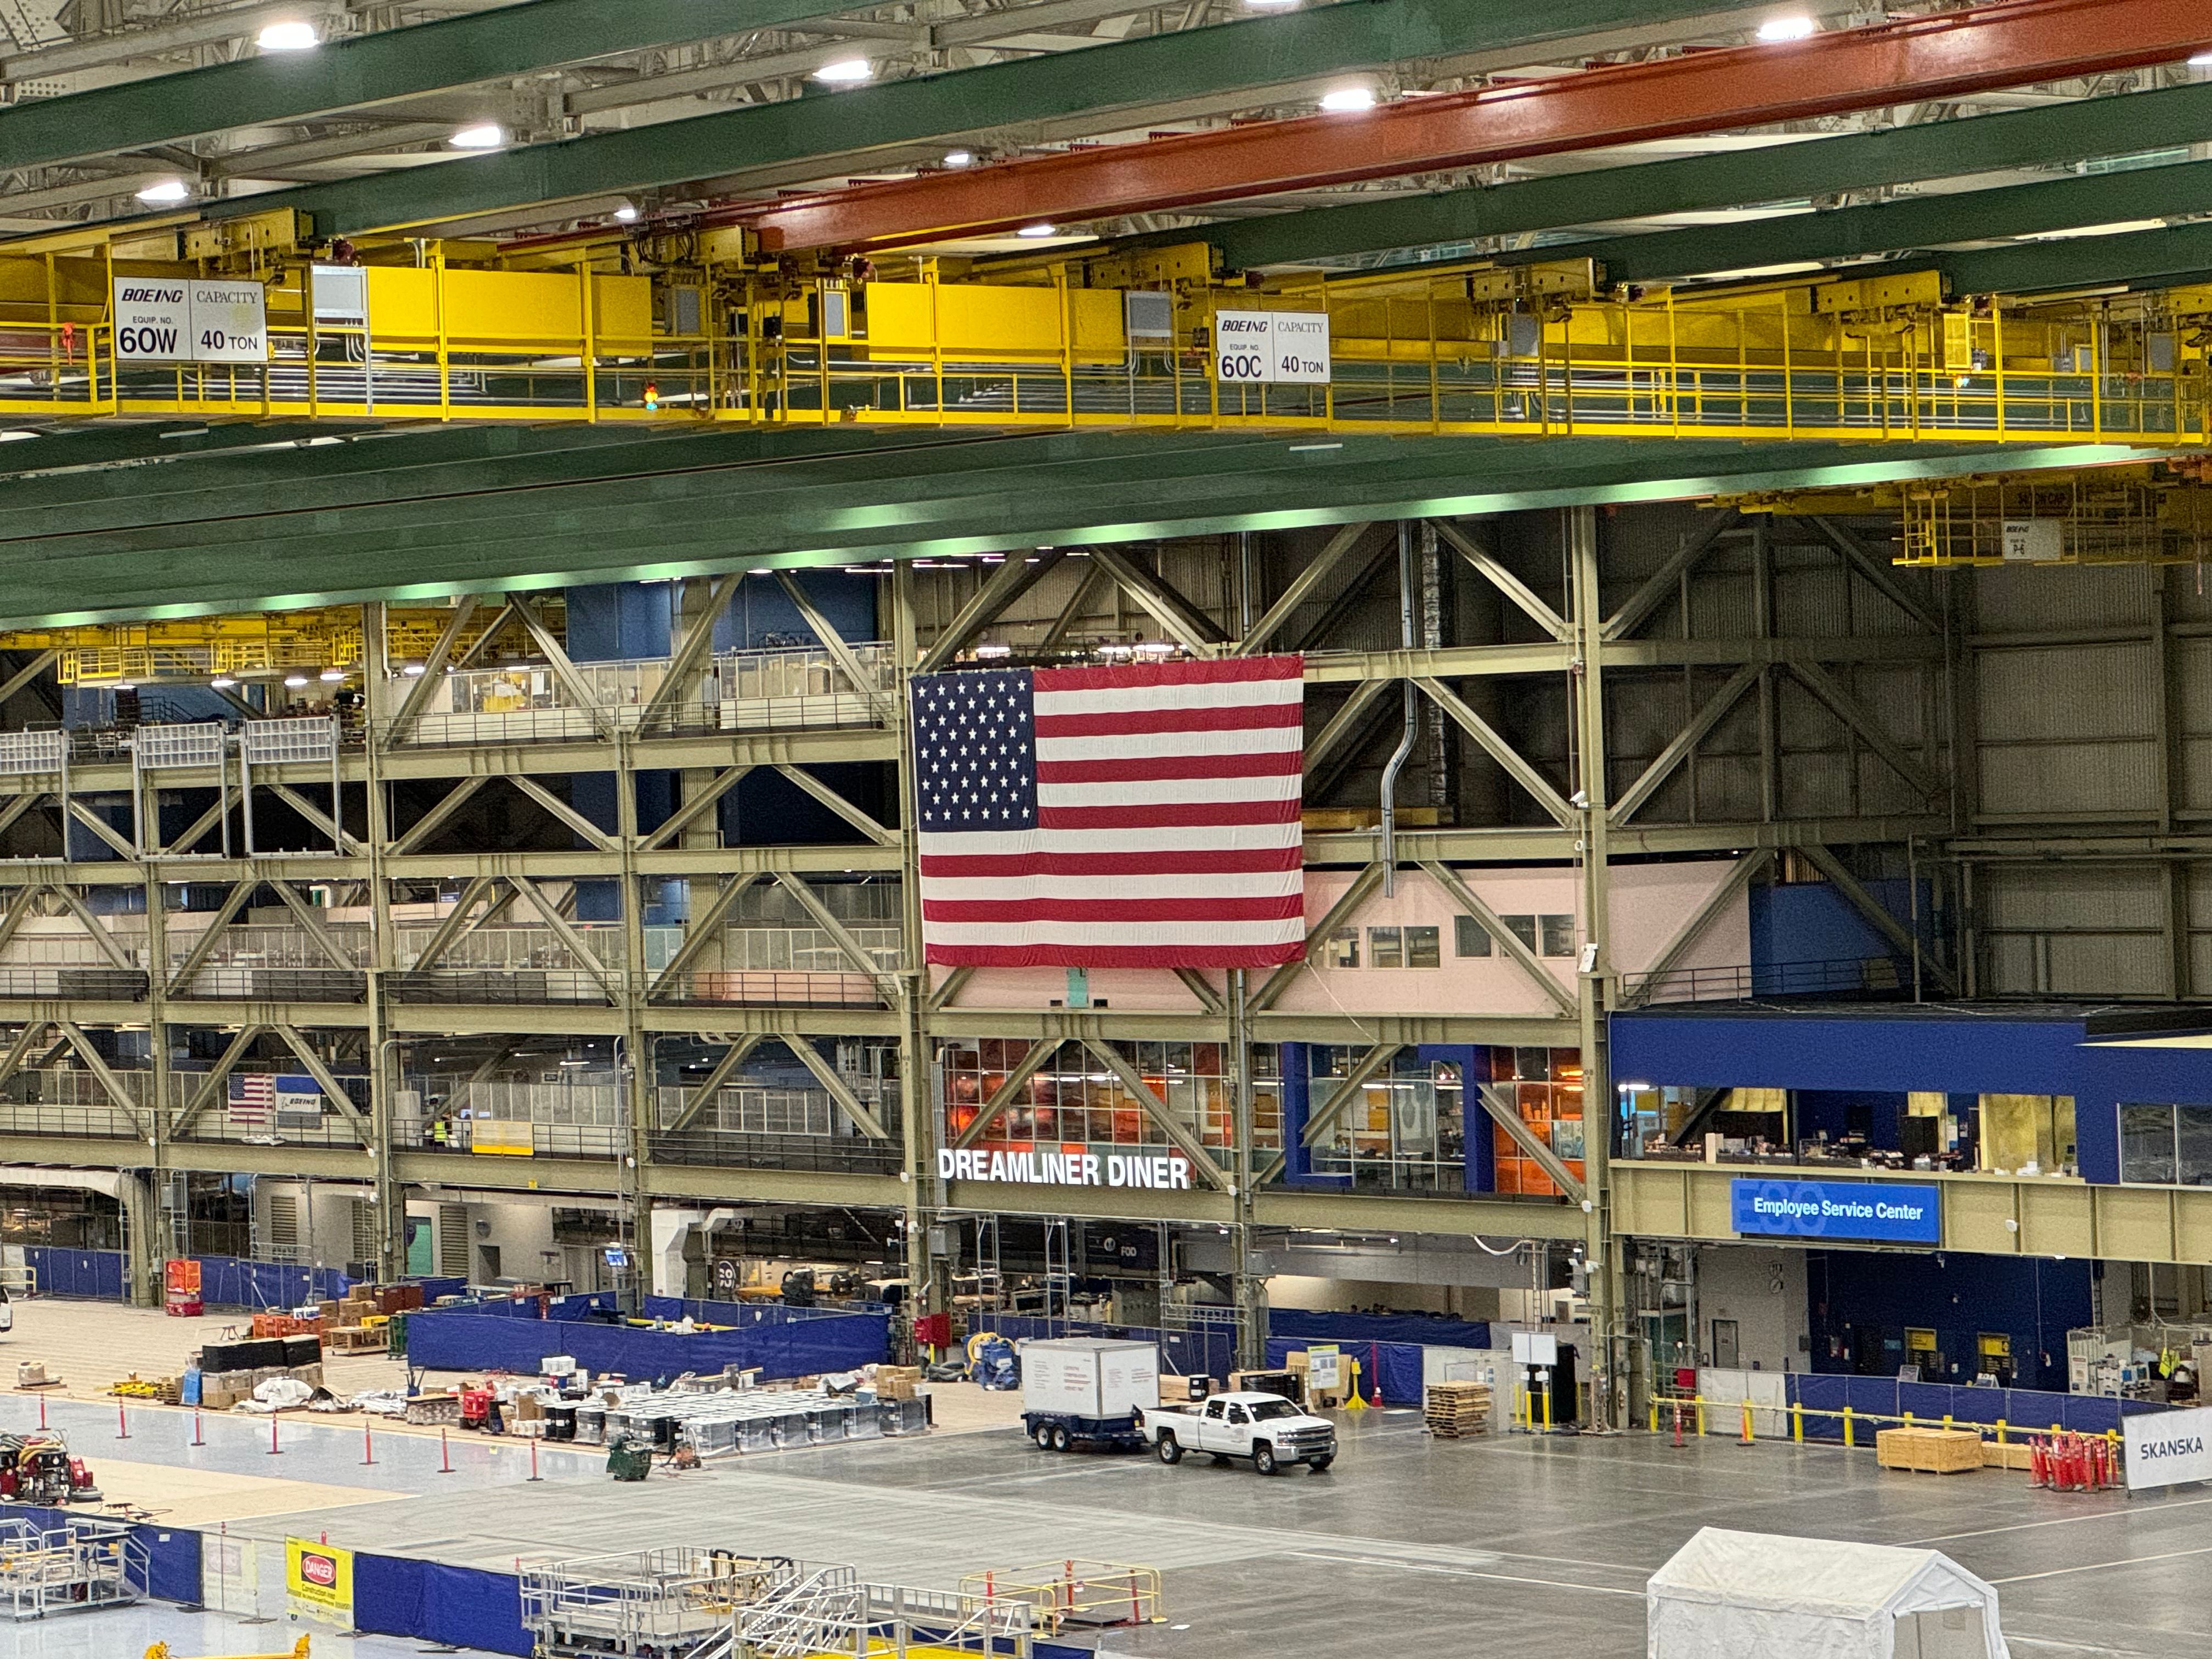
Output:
[{"xmin": 111, "ymin": 278, "xmax": 268, "ymax": 364}]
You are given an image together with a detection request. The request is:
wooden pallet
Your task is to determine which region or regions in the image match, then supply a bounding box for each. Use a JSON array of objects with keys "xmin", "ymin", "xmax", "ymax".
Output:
[
  {"xmin": 1424, "ymin": 1382, "xmax": 1493, "ymax": 1438},
  {"xmin": 1875, "ymin": 1426, "xmax": 1984, "ymax": 1474}
]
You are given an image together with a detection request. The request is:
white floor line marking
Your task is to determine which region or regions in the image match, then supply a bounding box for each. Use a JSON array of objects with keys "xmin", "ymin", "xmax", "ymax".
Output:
[
  {"xmin": 2008, "ymin": 1636, "xmax": 2151, "ymax": 1656},
  {"xmin": 1906, "ymin": 1493, "xmax": 2212, "ymax": 1545},
  {"xmin": 1285, "ymin": 1550, "xmax": 1644, "ymax": 1598},
  {"xmin": 1988, "ymin": 1542, "xmax": 2212, "ymax": 1584}
]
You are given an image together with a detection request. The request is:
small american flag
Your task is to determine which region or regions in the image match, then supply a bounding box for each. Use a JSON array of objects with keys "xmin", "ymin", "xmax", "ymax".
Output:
[
  {"xmin": 912, "ymin": 655, "xmax": 1305, "ymax": 968},
  {"xmin": 228, "ymin": 1073, "xmax": 274, "ymax": 1126}
]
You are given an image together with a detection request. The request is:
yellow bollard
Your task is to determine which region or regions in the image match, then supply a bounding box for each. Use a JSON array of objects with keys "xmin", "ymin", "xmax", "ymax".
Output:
[
  {"xmin": 1843, "ymin": 1404, "xmax": 1855, "ymax": 1448},
  {"xmin": 1792, "ymin": 1403, "xmax": 1804, "ymax": 1444},
  {"xmin": 1741, "ymin": 1401, "xmax": 1755, "ymax": 1445},
  {"xmin": 1943, "ymin": 1413, "xmax": 1954, "ymax": 1432},
  {"xmin": 1649, "ymin": 1397, "xmax": 1660, "ymax": 1434},
  {"xmin": 1541, "ymin": 1381, "xmax": 1553, "ymax": 1433},
  {"xmin": 1997, "ymin": 1419, "xmax": 2008, "ymax": 1446},
  {"xmin": 1696, "ymin": 1398, "xmax": 1707, "ymax": 1437},
  {"xmin": 1904, "ymin": 1409, "xmax": 1914, "ymax": 1430}
]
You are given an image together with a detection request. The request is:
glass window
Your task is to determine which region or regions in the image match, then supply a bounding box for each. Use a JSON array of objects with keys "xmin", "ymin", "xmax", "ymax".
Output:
[
  {"xmin": 1453, "ymin": 916, "xmax": 1492, "ymax": 957},
  {"xmin": 1326, "ymin": 929, "xmax": 1359, "ymax": 968},
  {"xmin": 1226, "ymin": 1403, "xmax": 1249, "ymax": 1425},
  {"xmin": 1405, "ymin": 926, "xmax": 1440, "ymax": 968},
  {"xmin": 1504, "ymin": 915, "xmax": 1538, "ymax": 952},
  {"xmin": 1203, "ymin": 1398, "xmax": 1226, "ymax": 1420},
  {"xmin": 1368, "ymin": 927, "xmax": 1402, "ymax": 968},
  {"xmin": 2121, "ymin": 1103, "xmax": 2177, "ymax": 1184},
  {"xmin": 1539, "ymin": 914, "xmax": 1577, "ymax": 957},
  {"xmin": 2180, "ymin": 1106, "xmax": 2212, "ymax": 1186}
]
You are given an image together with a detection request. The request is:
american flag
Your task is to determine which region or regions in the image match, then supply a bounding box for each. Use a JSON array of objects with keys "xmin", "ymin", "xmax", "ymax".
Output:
[
  {"xmin": 228, "ymin": 1073, "xmax": 274, "ymax": 1126},
  {"xmin": 912, "ymin": 655, "xmax": 1305, "ymax": 968}
]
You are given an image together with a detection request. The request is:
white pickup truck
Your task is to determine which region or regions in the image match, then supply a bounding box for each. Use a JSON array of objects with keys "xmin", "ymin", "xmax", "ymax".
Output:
[{"xmin": 1137, "ymin": 1390, "xmax": 1336, "ymax": 1475}]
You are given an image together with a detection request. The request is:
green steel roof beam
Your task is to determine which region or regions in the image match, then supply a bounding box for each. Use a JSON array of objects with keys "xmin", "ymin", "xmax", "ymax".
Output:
[
  {"xmin": 0, "ymin": 426, "xmax": 2156, "ymax": 627},
  {"xmin": 0, "ymin": 0, "xmax": 876, "ymax": 174},
  {"xmin": 210, "ymin": 0, "xmax": 1820, "ymax": 239},
  {"xmin": 1932, "ymin": 221, "xmax": 2212, "ymax": 295},
  {"xmin": 1199, "ymin": 80, "xmax": 2212, "ymax": 273},
  {"xmin": 1533, "ymin": 152, "xmax": 2212, "ymax": 286}
]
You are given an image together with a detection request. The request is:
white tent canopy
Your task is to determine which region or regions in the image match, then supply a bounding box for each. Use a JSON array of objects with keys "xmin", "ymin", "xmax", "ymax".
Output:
[{"xmin": 1647, "ymin": 1528, "xmax": 2010, "ymax": 1659}]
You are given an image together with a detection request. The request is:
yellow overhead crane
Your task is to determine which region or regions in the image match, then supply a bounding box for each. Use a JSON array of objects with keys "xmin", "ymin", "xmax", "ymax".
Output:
[{"xmin": 6, "ymin": 208, "xmax": 2212, "ymax": 450}]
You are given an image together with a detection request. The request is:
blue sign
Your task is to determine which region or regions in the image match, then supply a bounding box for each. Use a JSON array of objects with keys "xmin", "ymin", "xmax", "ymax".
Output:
[{"xmin": 1730, "ymin": 1178, "xmax": 1942, "ymax": 1245}]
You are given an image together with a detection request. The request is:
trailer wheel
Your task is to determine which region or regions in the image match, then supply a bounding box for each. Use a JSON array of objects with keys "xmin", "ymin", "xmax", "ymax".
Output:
[
  {"xmin": 1049, "ymin": 1424, "xmax": 1071, "ymax": 1453},
  {"xmin": 1156, "ymin": 1433, "xmax": 1182, "ymax": 1464},
  {"xmin": 1034, "ymin": 1423, "xmax": 1056, "ymax": 1450}
]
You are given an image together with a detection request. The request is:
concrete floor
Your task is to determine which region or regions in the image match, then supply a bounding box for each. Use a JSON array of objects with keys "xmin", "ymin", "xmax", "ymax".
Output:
[
  {"xmin": 225, "ymin": 1408, "xmax": 2207, "ymax": 1658},
  {"xmin": 2, "ymin": 1301, "xmax": 2202, "ymax": 1658}
]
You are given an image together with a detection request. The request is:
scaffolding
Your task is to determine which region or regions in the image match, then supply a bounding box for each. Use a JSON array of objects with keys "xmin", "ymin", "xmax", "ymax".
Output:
[
  {"xmin": 519, "ymin": 1549, "xmax": 805, "ymax": 1659},
  {"xmin": 0, "ymin": 1517, "xmax": 142, "ymax": 1620}
]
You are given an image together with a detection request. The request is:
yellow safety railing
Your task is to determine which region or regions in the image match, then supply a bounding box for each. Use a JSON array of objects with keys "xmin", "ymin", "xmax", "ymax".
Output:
[
  {"xmin": 1643, "ymin": 1391, "xmax": 2122, "ymax": 1459},
  {"xmin": 958, "ymin": 1560, "xmax": 1163, "ymax": 1635},
  {"xmin": 6, "ymin": 251, "xmax": 2211, "ymax": 449},
  {"xmin": 146, "ymin": 1638, "xmax": 308, "ymax": 1659}
]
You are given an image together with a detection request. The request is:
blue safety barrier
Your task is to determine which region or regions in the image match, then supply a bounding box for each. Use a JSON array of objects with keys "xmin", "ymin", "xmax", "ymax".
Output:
[
  {"xmin": 404, "ymin": 1305, "xmax": 888, "ymax": 1380},
  {"xmin": 1268, "ymin": 1310, "xmax": 1492, "ymax": 1352},
  {"xmin": 644, "ymin": 1294, "xmax": 888, "ymax": 1327}
]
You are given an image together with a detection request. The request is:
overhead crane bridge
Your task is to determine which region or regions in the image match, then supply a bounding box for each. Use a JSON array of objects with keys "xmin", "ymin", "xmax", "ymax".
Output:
[{"xmin": 11, "ymin": 212, "xmax": 2212, "ymax": 455}]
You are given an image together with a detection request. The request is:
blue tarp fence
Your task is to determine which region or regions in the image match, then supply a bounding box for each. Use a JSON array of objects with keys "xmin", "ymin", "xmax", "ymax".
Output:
[
  {"xmin": 405, "ymin": 1304, "xmax": 888, "ymax": 1380},
  {"xmin": 1263, "ymin": 1336, "xmax": 1426, "ymax": 1407},
  {"xmin": 190, "ymin": 1255, "xmax": 354, "ymax": 1310},
  {"xmin": 21, "ymin": 1245, "xmax": 126, "ymax": 1299},
  {"xmin": 355, "ymin": 1554, "xmax": 531, "ymax": 1657},
  {"xmin": 968, "ymin": 1314, "xmax": 1235, "ymax": 1383},
  {"xmin": 1269, "ymin": 1309, "xmax": 1492, "ymax": 1352},
  {"xmin": 0, "ymin": 1502, "xmax": 200, "ymax": 1603},
  {"xmin": 1786, "ymin": 1373, "xmax": 2164, "ymax": 1439}
]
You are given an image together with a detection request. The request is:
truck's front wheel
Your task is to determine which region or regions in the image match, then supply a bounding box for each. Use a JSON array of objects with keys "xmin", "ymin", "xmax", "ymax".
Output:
[
  {"xmin": 1253, "ymin": 1445, "xmax": 1279, "ymax": 1476},
  {"xmin": 1156, "ymin": 1434, "xmax": 1182, "ymax": 1465}
]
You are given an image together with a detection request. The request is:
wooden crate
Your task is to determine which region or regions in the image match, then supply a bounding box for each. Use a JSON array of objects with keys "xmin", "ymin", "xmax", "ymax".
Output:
[
  {"xmin": 1875, "ymin": 1426, "xmax": 1985, "ymax": 1474},
  {"xmin": 1424, "ymin": 1381, "xmax": 1494, "ymax": 1439},
  {"xmin": 1981, "ymin": 1440, "xmax": 2034, "ymax": 1471},
  {"xmin": 323, "ymin": 1324, "xmax": 388, "ymax": 1355}
]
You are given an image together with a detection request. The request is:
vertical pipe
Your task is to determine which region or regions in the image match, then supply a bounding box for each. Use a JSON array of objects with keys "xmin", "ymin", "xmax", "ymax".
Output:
[{"xmin": 1379, "ymin": 522, "xmax": 1419, "ymax": 896}]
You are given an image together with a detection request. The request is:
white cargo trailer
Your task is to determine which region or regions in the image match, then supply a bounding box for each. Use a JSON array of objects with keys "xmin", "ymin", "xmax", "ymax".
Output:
[{"xmin": 1019, "ymin": 1337, "xmax": 1160, "ymax": 1452}]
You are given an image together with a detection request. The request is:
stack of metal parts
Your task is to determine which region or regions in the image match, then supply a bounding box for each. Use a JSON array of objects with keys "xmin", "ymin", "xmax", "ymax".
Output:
[
  {"xmin": 543, "ymin": 1379, "xmax": 929, "ymax": 1457},
  {"xmin": 0, "ymin": 1518, "xmax": 142, "ymax": 1621}
]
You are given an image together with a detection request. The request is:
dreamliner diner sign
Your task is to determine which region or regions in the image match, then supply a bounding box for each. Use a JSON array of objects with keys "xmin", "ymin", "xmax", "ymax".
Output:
[
  {"xmin": 939, "ymin": 1146, "xmax": 1194, "ymax": 1190},
  {"xmin": 1730, "ymin": 1178, "xmax": 1942, "ymax": 1245},
  {"xmin": 111, "ymin": 277, "xmax": 268, "ymax": 363}
]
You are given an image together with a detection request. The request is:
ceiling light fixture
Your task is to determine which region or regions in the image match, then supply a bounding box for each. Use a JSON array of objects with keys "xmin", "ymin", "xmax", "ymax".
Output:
[
  {"xmin": 1755, "ymin": 14, "xmax": 1818, "ymax": 41},
  {"xmin": 814, "ymin": 58, "xmax": 872, "ymax": 83},
  {"xmin": 612, "ymin": 204, "xmax": 640, "ymax": 222},
  {"xmin": 2191, "ymin": 49, "xmax": 2212, "ymax": 66},
  {"xmin": 136, "ymin": 179, "xmax": 192, "ymax": 204},
  {"xmin": 943, "ymin": 149, "xmax": 975, "ymax": 167},
  {"xmin": 255, "ymin": 19, "xmax": 318, "ymax": 50},
  {"xmin": 1318, "ymin": 86, "xmax": 1376, "ymax": 112},
  {"xmin": 402, "ymin": 663, "xmax": 427, "ymax": 677},
  {"xmin": 1017, "ymin": 222, "xmax": 1057, "ymax": 238},
  {"xmin": 449, "ymin": 123, "xmax": 505, "ymax": 149},
  {"xmin": 210, "ymin": 677, "xmax": 236, "ymax": 690},
  {"xmin": 283, "ymin": 674, "xmax": 309, "ymax": 688},
  {"xmin": 319, "ymin": 668, "xmax": 346, "ymax": 682}
]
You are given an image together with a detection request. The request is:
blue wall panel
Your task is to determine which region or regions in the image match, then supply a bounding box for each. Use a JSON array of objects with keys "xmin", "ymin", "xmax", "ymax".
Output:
[{"xmin": 1805, "ymin": 1249, "xmax": 2093, "ymax": 1392}]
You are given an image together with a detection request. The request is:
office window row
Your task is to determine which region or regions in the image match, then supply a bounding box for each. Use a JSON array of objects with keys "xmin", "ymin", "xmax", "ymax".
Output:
[
  {"xmin": 1324, "ymin": 914, "xmax": 1576, "ymax": 968},
  {"xmin": 2119, "ymin": 1102, "xmax": 2212, "ymax": 1187}
]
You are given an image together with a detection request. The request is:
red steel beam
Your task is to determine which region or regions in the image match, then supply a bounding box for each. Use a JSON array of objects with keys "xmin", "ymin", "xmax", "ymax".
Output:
[{"xmin": 748, "ymin": 0, "xmax": 2212, "ymax": 253}]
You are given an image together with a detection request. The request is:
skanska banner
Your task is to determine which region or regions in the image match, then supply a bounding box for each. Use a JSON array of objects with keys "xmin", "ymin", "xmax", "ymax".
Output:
[
  {"xmin": 1730, "ymin": 1178, "xmax": 1942, "ymax": 1245},
  {"xmin": 2124, "ymin": 1404, "xmax": 2212, "ymax": 1491}
]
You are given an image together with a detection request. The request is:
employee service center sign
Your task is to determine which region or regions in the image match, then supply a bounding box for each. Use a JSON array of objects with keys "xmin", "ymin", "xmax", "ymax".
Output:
[{"xmin": 1730, "ymin": 1177, "xmax": 1942, "ymax": 1245}]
